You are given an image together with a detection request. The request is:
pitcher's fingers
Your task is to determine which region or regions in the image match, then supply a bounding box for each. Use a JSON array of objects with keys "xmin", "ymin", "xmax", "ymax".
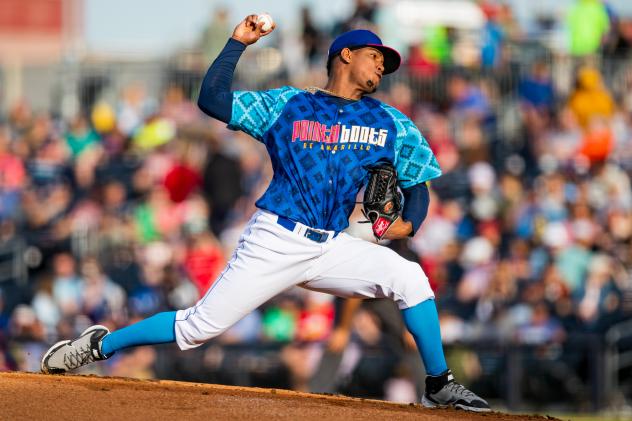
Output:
[
  {"xmin": 245, "ymin": 14, "xmax": 258, "ymax": 29},
  {"xmin": 254, "ymin": 20, "xmax": 264, "ymax": 36}
]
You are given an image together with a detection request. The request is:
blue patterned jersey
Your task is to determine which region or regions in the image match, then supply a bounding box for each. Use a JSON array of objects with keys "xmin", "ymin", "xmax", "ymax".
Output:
[{"xmin": 228, "ymin": 87, "xmax": 441, "ymax": 232}]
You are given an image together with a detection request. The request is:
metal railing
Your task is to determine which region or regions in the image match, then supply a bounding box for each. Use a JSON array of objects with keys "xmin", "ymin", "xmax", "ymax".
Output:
[
  {"xmin": 0, "ymin": 238, "xmax": 27, "ymax": 286},
  {"xmin": 605, "ymin": 319, "xmax": 632, "ymax": 410}
]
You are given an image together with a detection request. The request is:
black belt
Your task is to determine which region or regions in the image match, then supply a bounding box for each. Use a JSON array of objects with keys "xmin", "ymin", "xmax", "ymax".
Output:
[{"xmin": 276, "ymin": 215, "xmax": 335, "ymax": 243}]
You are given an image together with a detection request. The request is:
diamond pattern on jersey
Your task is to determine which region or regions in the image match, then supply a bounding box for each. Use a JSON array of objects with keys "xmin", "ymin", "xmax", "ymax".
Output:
[
  {"xmin": 400, "ymin": 144, "xmax": 414, "ymax": 159},
  {"xmin": 360, "ymin": 112, "xmax": 377, "ymax": 125},
  {"xmin": 229, "ymin": 86, "xmax": 303, "ymax": 141},
  {"xmin": 380, "ymin": 104, "xmax": 442, "ymax": 188},
  {"xmin": 299, "ymin": 154, "xmax": 317, "ymax": 172}
]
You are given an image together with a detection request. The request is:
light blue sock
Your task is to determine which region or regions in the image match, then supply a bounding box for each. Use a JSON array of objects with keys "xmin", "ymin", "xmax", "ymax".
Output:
[
  {"xmin": 101, "ymin": 311, "xmax": 177, "ymax": 356},
  {"xmin": 401, "ymin": 299, "xmax": 448, "ymax": 376}
]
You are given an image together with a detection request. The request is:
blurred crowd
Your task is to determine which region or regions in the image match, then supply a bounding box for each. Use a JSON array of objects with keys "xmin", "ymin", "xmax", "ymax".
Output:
[{"xmin": 1, "ymin": 0, "xmax": 632, "ymax": 408}]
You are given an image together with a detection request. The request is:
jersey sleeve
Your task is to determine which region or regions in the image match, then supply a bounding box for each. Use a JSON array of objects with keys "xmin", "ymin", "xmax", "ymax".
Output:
[
  {"xmin": 381, "ymin": 104, "xmax": 442, "ymax": 188},
  {"xmin": 228, "ymin": 86, "xmax": 302, "ymax": 141}
]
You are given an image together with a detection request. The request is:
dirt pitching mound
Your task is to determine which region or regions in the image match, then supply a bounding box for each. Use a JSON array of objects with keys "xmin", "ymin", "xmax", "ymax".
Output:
[{"xmin": 0, "ymin": 372, "xmax": 557, "ymax": 420}]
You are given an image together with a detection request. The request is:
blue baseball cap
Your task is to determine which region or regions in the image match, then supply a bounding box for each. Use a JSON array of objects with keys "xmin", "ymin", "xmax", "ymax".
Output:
[{"xmin": 328, "ymin": 29, "xmax": 401, "ymax": 74}]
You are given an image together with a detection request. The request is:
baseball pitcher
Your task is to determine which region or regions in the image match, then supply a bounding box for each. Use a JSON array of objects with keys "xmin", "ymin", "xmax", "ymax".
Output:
[{"xmin": 42, "ymin": 15, "xmax": 489, "ymax": 412}]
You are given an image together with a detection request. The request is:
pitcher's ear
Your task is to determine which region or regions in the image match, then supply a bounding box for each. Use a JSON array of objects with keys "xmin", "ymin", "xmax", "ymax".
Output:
[{"xmin": 340, "ymin": 47, "xmax": 353, "ymax": 64}]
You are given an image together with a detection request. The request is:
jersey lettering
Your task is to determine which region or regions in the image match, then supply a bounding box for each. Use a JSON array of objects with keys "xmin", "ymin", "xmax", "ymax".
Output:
[{"xmin": 293, "ymin": 120, "xmax": 388, "ymax": 148}]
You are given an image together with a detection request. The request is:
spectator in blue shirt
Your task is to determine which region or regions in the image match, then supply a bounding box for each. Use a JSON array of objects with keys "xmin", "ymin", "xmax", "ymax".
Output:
[{"xmin": 519, "ymin": 61, "xmax": 556, "ymax": 113}]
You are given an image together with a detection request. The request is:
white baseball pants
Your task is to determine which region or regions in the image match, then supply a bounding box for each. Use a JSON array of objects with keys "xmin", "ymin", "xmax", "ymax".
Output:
[{"xmin": 174, "ymin": 210, "xmax": 434, "ymax": 350}]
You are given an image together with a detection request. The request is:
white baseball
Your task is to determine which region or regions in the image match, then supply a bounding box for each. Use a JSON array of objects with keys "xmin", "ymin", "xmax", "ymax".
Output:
[{"xmin": 257, "ymin": 13, "xmax": 274, "ymax": 32}]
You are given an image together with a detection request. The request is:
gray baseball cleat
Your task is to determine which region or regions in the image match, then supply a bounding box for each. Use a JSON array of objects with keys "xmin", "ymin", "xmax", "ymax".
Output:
[
  {"xmin": 41, "ymin": 325, "xmax": 110, "ymax": 374},
  {"xmin": 421, "ymin": 369, "xmax": 491, "ymax": 412}
]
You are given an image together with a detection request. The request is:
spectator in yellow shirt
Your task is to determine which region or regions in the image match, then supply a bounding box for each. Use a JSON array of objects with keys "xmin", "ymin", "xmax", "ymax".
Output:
[{"xmin": 567, "ymin": 66, "xmax": 615, "ymax": 129}]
